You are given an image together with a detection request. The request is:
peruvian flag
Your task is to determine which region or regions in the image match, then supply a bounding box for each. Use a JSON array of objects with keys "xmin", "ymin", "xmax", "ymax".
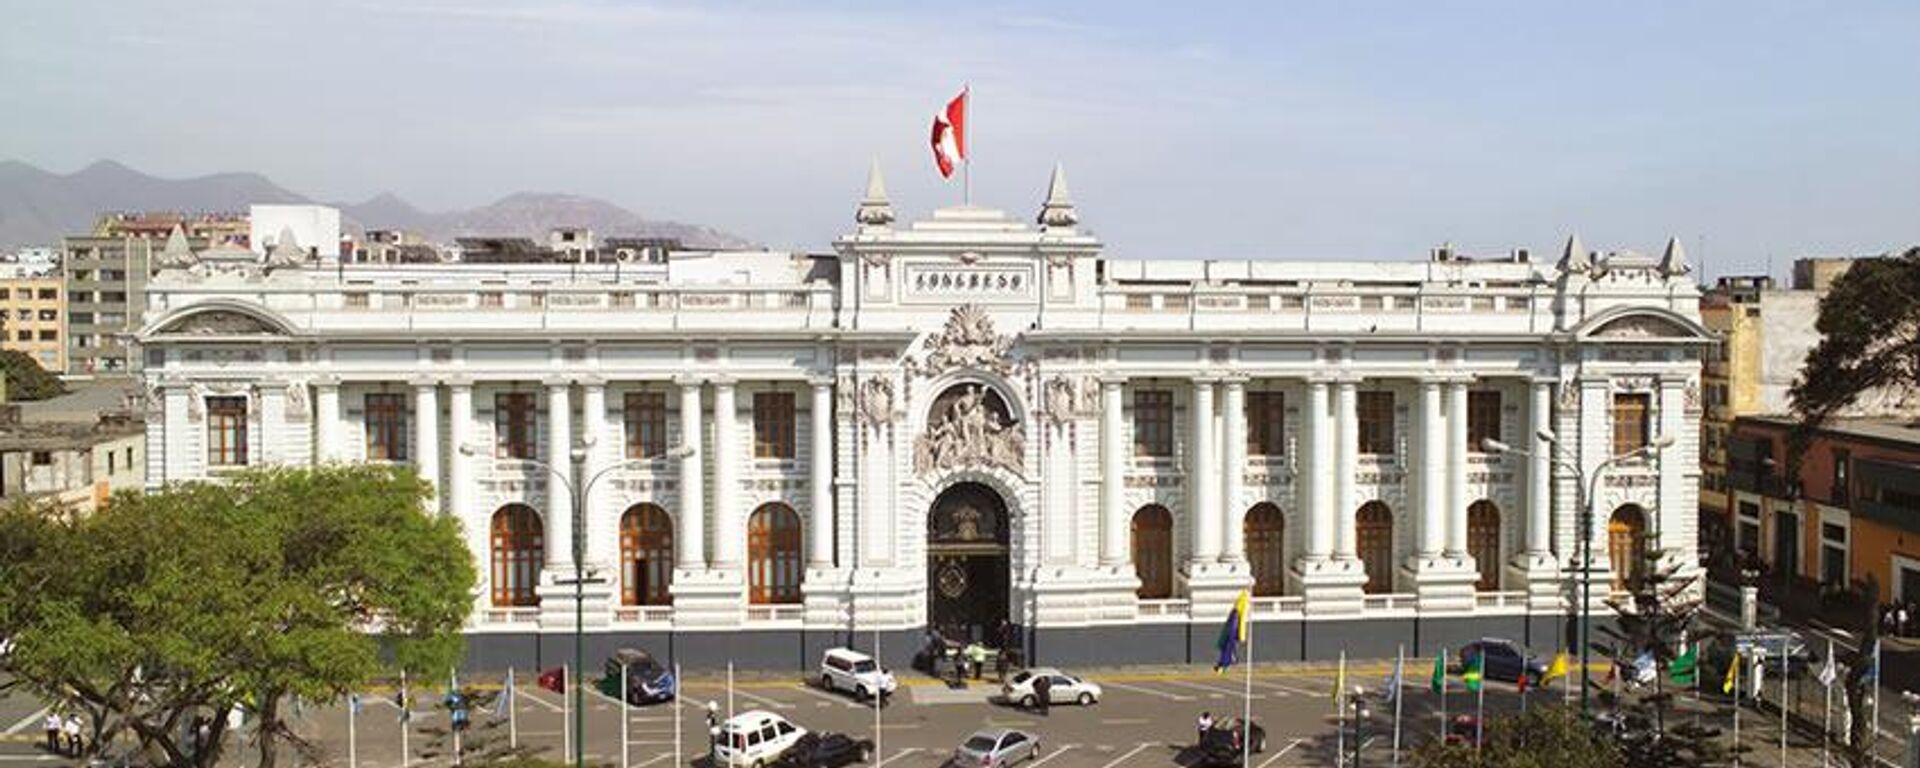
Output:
[{"xmin": 930, "ymin": 87, "xmax": 968, "ymax": 178}]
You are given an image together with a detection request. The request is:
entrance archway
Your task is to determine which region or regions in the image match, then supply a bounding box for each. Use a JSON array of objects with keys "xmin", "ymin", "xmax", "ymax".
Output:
[
  {"xmin": 1357, "ymin": 501, "xmax": 1394, "ymax": 594},
  {"xmin": 927, "ymin": 482, "xmax": 1011, "ymax": 643},
  {"xmin": 1609, "ymin": 505, "xmax": 1648, "ymax": 591}
]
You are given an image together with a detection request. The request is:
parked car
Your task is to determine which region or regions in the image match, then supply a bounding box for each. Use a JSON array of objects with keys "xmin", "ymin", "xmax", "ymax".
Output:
[
  {"xmin": 1001, "ymin": 667, "xmax": 1102, "ymax": 707},
  {"xmin": 952, "ymin": 728, "xmax": 1040, "ymax": 768},
  {"xmin": 769, "ymin": 732, "xmax": 874, "ymax": 768},
  {"xmin": 819, "ymin": 647, "xmax": 897, "ymax": 701},
  {"xmin": 1458, "ymin": 639, "xmax": 1547, "ymax": 685},
  {"xmin": 600, "ymin": 647, "xmax": 676, "ymax": 704},
  {"xmin": 1194, "ymin": 717, "xmax": 1267, "ymax": 766},
  {"xmin": 714, "ymin": 710, "xmax": 808, "ymax": 768}
]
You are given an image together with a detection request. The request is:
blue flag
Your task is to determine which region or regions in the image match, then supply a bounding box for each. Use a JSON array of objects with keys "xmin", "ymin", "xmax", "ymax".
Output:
[
  {"xmin": 495, "ymin": 669, "xmax": 513, "ymax": 718},
  {"xmin": 1381, "ymin": 652, "xmax": 1404, "ymax": 703},
  {"xmin": 1863, "ymin": 639, "xmax": 1881, "ymax": 683},
  {"xmin": 1213, "ymin": 591, "xmax": 1251, "ymax": 673}
]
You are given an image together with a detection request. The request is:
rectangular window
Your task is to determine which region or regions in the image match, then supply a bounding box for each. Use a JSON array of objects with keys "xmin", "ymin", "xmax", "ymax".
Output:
[
  {"xmin": 1611, "ymin": 393, "xmax": 1652, "ymax": 455},
  {"xmin": 1833, "ymin": 449, "xmax": 1851, "ymax": 506},
  {"xmin": 1357, "ymin": 391, "xmax": 1396, "ymax": 455},
  {"xmin": 753, "ymin": 392, "xmax": 796, "ymax": 459},
  {"xmin": 1737, "ymin": 500, "xmax": 1762, "ymax": 557},
  {"xmin": 36, "ymin": 289, "xmax": 56, "ymax": 300},
  {"xmin": 1467, "ymin": 390, "xmax": 1501, "ymax": 450},
  {"xmin": 495, "ymin": 393, "xmax": 537, "ymax": 460},
  {"xmin": 364, "ymin": 393, "xmax": 410, "ymax": 461},
  {"xmin": 206, "ymin": 396, "xmax": 249, "ymax": 467},
  {"xmin": 31, "ymin": 451, "xmax": 52, "ymax": 466},
  {"xmin": 479, "ymin": 292, "xmax": 504, "ymax": 308},
  {"xmin": 625, "ymin": 391, "xmax": 667, "ymax": 459},
  {"xmin": 1246, "ymin": 391, "xmax": 1286, "ymax": 457},
  {"xmin": 1133, "ymin": 389, "xmax": 1174, "ymax": 457},
  {"xmin": 35, "ymin": 330, "xmax": 55, "ymax": 341},
  {"xmin": 1821, "ymin": 521, "xmax": 1848, "ymax": 586}
]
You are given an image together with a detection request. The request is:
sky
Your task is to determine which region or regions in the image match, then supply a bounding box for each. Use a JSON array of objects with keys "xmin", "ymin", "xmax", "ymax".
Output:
[{"xmin": 3, "ymin": 0, "xmax": 1916, "ymax": 276}]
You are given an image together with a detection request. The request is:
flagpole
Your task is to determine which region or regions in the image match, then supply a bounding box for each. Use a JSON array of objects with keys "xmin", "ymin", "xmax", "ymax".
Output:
[
  {"xmin": 1823, "ymin": 640, "xmax": 1833, "ymax": 768},
  {"xmin": 452, "ymin": 667, "xmax": 463, "ymax": 768},
  {"xmin": 1439, "ymin": 647, "xmax": 1448, "ymax": 744},
  {"xmin": 508, "ymin": 667, "xmax": 518, "ymax": 751},
  {"xmin": 674, "ymin": 663, "xmax": 683, "ymax": 768},
  {"xmin": 348, "ymin": 693, "xmax": 358, "ymax": 768},
  {"xmin": 562, "ymin": 663, "xmax": 571, "ymax": 763},
  {"xmin": 621, "ymin": 660, "xmax": 631, "ymax": 768},
  {"xmin": 1392, "ymin": 645, "xmax": 1403, "ymax": 768},
  {"xmin": 1734, "ymin": 653, "xmax": 1742, "ymax": 768},
  {"xmin": 874, "ymin": 628, "xmax": 882, "ymax": 768},
  {"xmin": 1242, "ymin": 614, "xmax": 1253, "ymax": 768},
  {"xmin": 1475, "ymin": 661, "xmax": 1485, "ymax": 753},
  {"xmin": 1779, "ymin": 647, "xmax": 1788, "ymax": 768},
  {"xmin": 962, "ymin": 83, "xmax": 972, "ymax": 207},
  {"xmin": 400, "ymin": 669, "xmax": 410, "ymax": 768},
  {"xmin": 1336, "ymin": 651, "xmax": 1346, "ymax": 768}
]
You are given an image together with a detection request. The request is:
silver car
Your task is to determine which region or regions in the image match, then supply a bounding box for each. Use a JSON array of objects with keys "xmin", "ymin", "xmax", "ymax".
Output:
[{"xmin": 953, "ymin": 728, "xmax": 1039, "ymax": 768}]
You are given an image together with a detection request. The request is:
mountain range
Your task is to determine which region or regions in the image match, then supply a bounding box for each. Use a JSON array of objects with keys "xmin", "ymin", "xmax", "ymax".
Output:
[{"xmin": 0, "ymin": 159, "xmax": 755, "ymax": 251}]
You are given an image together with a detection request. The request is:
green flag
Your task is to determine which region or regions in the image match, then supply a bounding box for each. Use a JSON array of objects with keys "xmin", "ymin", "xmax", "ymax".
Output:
[
  {"xmin": 1669, "ymin": 642, "xmax": 1699, "ymax": 685},
  {"xmin": 1463, "ymin": 650, "xmax": 1484, "ymax": 693},
  {"xmin": 1430, "ymin": 648, "xmax": 1447, "ymax": 694}
]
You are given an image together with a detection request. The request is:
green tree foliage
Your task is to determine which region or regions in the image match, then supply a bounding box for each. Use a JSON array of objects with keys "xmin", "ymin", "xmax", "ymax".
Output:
[
  {"xmin": 1790, "ymin": 246, "xmax": 1920, "ymax": 458},
  {"xmin": 1408, "ymin": 706, "xmax": 1623, "ymax": 768},
  {"xmin": 1590, "ymin": 534, "xmax": 1726, "ymax": 767},
  {"xmin": 0, "ymin": 349, "xmax": 67, "ymax": 401},
  {"xmin": 0, "ymin": 465, "xmax": 475, "ymax": 767}
]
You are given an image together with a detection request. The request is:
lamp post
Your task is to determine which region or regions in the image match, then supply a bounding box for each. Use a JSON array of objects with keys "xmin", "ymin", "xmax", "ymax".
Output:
[
  {"xmin": 1483, "ymin": 431, "xmax": 1674, "ymax": 715},
  {"xmin": 1349, "ymin": 685, "xmax": 1371, "ymax": 768},
  {"xmin": 461, "ymin": 438, "xmax": 694, "ymax": 768}
]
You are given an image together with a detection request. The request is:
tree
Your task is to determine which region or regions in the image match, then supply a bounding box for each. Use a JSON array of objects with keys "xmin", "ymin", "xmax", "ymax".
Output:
[
  {"xmin": 1790, "ymin": 246, "xmax": 1920, "ymax": 452},
  {"xmin": 0, "ymin": 349, "xmax": 67, "ymax": 401},
  {"xmin": 0, "ymin": 465, "xmax": 476, "ymax": 767},
  {"xmin": 1408, "ymin": 706, "xmax": 1624, "ymax": 768},
  {"xmin": 1586, "ymin": 529, "xmax": 1728, "ymax": 768}
]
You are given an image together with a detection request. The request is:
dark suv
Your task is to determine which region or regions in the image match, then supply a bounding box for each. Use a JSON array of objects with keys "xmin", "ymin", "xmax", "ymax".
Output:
[{"xmin": 1458, "ymin": 639, "xmax": 1546, "ymax": 686}]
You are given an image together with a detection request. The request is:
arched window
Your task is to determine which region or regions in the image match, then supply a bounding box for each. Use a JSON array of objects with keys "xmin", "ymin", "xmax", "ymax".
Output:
[
  {"xmin": 1609, "ymin": 505, "xmax": 1648, "ymax": 592},
  {"xmin": 1468, "ymin": 500, "xmax": 1502, "ymax": 591},
  {"xmin": 748, "ymin": 503, "xmax": 803, "ymax": 604},
  {"xmin": 620, "ymin": 504, "xmax": 674, "ymax": 606},
  {"xmin": 1132, "ymin": 505, "xmax": 1174, "ymax": 599},
  {"xmin": 490, "ymin": 505, "xmax": 544, "ymax": 607},
  {"xmin": 1245, "ymin": 503, "xmax": 1287, "ymax": 596},
  {"xmin": 1357, "ymin": 501, "xmax": 1395, "ymax": 594}
]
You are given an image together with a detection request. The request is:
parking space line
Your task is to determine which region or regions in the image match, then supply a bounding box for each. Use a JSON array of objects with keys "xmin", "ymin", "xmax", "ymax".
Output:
[
  {"xmin": 875, "ymin": 747, "xmax": 922, "ymax": 767},
  {"xmin": 1158, "ymin": 680, "xmax": 1266, "ymax": 699},
  {"xmin": 1250, "ymin": 679, "xmax": 1321, "ymax": 697},
  {"xmin": 1027, "ymin": 744, "xmax": 1077, "ymax": 768},
  {"xmin": 788, "ymin": 684, "xmax": 864, "ymax": 708},
  {"xmin": 1097, "ymin": 741, "xmax": 1155, "ymax": 768},
  {"xmin": 514, "ymin": 684, "xmax": 565, "ymax": 713},
  {"xmin": 636, "ymin": 754, "xmax": 675, "ymax": 767},
  {"xmin": 1100, "ymin": 718, "xmax": 1151, "ymax": 726},
  {"xmin": 1256, "ymin": 738, "xmax": 1303, "ymax": 768},
  {"xmin": 1102, "ymin": 682, "xmax": 1196, "ymax": 702}
]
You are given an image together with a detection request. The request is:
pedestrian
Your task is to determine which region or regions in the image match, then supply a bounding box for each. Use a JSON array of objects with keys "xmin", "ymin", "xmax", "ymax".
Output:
[
  {"xmin": 42, "ymin": 711, "xmax": 61, "ymax": 753},
  {"xmin": 966, "ymin": 642, "xmax": 988, "ymax": 681},
  {"xmin": 62, "ymin": 713, "xmax": 82, "ymax": 757},
  {"xmin": 1899, "ymin": 604, "xmax": 1911, "ymax": 638},
  {"xmin": 1032, "ymin": 674, "xmax": 1052, "ymax": 714},
  {"xmin": 1197, "ymin": 711, "xmax": 1214, "ymax": 743},
  {"xmin": 705, "ymin": 701, "xmax": 720, "ymax": 761},
  {"xmin": 192, "ymin": 715, "xmax": 210, "ymax": 757},
  {"xmin": 995, "ymin": 648, "xmax": 1011, "ymax": 683}
]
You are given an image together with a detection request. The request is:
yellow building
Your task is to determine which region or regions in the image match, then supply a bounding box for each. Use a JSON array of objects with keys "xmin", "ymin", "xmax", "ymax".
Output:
[{"xmin": 0, "ymin": 278, "xmax": 67, "ymax": 373}]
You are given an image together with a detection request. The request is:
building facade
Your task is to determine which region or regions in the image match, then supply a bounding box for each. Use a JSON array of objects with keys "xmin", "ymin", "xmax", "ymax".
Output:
[
  {"xmin": 0, "ymin": 407, "xmax": 144, "ymax": 514},
  {"xmin": 62, "ymin": 211, "xmax": 250, "ymax": 376},
  {"xmin": 0, "ymin": 278, "xmax": 68, "ymax": 372},
  {"xmin": 135, "ymin": 167, "xmax": 1709, "ymax": 668}
]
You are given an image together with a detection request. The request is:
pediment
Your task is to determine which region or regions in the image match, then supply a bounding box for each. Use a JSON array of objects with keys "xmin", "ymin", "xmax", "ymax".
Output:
[
  {"xmin": 1573, "ymin": 306, "xmax": 1710, "ymax": 342},
  {"xmin": 146, "ymin": 303, "xmax": 299, "ymax": 337}
]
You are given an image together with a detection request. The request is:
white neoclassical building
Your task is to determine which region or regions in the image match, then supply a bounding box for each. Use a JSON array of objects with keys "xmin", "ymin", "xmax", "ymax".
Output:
[{"xmin": 136, "ymin": 166, "xmax": 1707, "ymax": 667}]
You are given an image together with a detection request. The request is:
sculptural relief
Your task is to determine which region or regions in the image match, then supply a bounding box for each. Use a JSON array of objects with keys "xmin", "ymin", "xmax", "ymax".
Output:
[
  {"xmin": 922, "ymin": 304, "xmax": 1014, "ymax": 375},
  {"xmin": 914, "ymin": 384, "xmax": 1024, "ymax": 475}
]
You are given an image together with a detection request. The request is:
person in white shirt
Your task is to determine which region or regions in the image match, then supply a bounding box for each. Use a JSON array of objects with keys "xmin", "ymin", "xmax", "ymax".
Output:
[
  {"xmin": 62, "ymin": 714, "xmax": 82, "ymax": 757},
  {"xmin": 42, "ymin": 712, "xmax": 61, "ymax": 753},
  {"xmin": 1197, "ymin": 711, "xmax": 1214, "ymax": 743}
]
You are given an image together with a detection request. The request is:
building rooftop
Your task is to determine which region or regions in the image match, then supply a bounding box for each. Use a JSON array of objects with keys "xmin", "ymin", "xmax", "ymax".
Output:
[
  {"xmin": 1745, "ymin": 414, "xmax": 1920, "ymax": 446},
  {"xmin": 0, "ymin": 408, "xmax": 142, "ymax": 451}
]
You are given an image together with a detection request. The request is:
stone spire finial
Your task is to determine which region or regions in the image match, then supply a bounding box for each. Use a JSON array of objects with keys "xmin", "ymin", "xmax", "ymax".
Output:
[
  {"xmin": 265, "ymin": 226, "xmax": 305, "ymax": 269},
  {"xmin": 155, "ymin": 223, "xmax": 198, "ymax": 269},
  {"xmin": 855, "ymin": 157, "xmax": 894, "ymax": 227},
  {"xmin": 1556, "ymin": 232, "xmax": 1591, "ymax": 274},
  {"xmin": 1659, "ymin": 236, "xmax": 1693, "ymax": 277},
  {"xmin": 1037, "ymin": 163, "xmax": 1077, "ymax": 228}
]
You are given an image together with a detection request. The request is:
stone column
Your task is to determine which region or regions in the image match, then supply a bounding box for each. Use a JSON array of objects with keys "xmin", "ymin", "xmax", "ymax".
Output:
[
  {"xmin": 1189, "ymin": 379, "xmax": 1221, "ymax": 563},
  {"xmin": 1100, "ymin": 379, "xmax": 1128, "ymax": 568},
  {"xmin": 544, "ymin": 381, "xmax": 574, "ymax": 571},
  {"xmin": 314, "ymin": 380, "xmax": 341, "ymax": 462},
  {"xmin": 1221, "ymin": 379, "xmax": 1248, "ymax": 563},
  {"xmin": 676, "ymin": 379, "xmax": 706, "ymax": 570},
  {"xmin": 447, "ymin": 381, "xmax": 472, "ymax": 521},
  {"xmin": 1418, "ymin": 379, "xmax": 1445, "ymax": 558},
  {"xmin": 808, "ymin": 379, "xmax": 834, "ymax": 569},
  {"xmin": 1445, "ymin": 381, "xmax": 1470, "ymax": 558},
  {"xmin": 1527, "ymin": 380, "xmax": 1553, "ymax": 557},
  {"xmin": 579, "ymin": 380, "xmax": 607, "ymax": 566},
  {"xmin": 711, "ymin": 379, "xmax": 741, "ymax": 568},
  {"xmin": 413, "ymin": 381, "xmax": 440, "ymax": 508},
  {"xmin": 1305, "ymin": 379, "xmax": 1333, "ymax": 561},
  {"xmin": 1333, "ymin": 379, "xmax": 1358, "ymax": 560}
]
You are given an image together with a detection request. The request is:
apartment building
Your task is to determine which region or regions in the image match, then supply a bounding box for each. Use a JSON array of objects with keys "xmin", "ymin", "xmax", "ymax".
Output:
[{"xmin": 0, "ymin": 278, "xmax": 67, "ymax": 372}]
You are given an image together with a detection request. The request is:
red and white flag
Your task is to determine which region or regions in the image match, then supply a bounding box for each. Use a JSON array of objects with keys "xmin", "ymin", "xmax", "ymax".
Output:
[{"xmin": 930, "ymin": 87, "xmax": 968, "ymax": 178}]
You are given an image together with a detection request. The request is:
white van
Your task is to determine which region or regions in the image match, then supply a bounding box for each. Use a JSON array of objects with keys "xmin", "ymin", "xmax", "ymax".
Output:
[
  {"xmin": 713, "ymin": 710, "xmax": 807, "ymax": 767},
  {"xmin": 819, "ymin": 647, "xmax": 897, "ymax": 700}
]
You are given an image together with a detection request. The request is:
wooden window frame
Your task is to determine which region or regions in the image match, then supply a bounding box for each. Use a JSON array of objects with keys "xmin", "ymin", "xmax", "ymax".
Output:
[
  {"xmin": 1357, "ymin": 501, "xmax": 1394, "ymax": 593},
  {"xmin": 1467, "ymin": 500, "xmax": 1501, "ymax": 591},
  {"xmin": 1357, "ymin": 391, "xmax": 1396, "ymax": 455},
  {"xmin": 619, "ymin": 504, "xmax": 674, "ymax": 606},
  {"xmin": 490, "ymin": 505, "xmax": 544, "ymax": 607},
  {"xmin": 1245, "ymin": 503, "xmax": 1286, "ymax": 596},
  {"xmin": 753, "ymin": 391, "xmax": 796, "ymax": 460},
  {"xmin": 206, "ymin": 396, "xmax": 249, "ymax": 467},
  {"xmin": 747, "ymin": 504, "xmax": 803, "ymax": 604},
  {"xmin": 495, "ymin": 393, "xmax": 537, "ymax": 460},
  {"xmin": 1466, "ymin": 390, "xmax": 1501, "ymax": 451},
  {"xmin": 1131, "ymin": 505, "xmax": 1174, "ymax": 599},
  {"xmin": 364, "ymin": 392, "xmax": 410, "ymax": 462},
  {"xmin": 625, "ymin": 391, "xmax": 668, "ymax": 460},
  {"xmin": 1246, "ymin": 391, "xmax": 1286, "ymax": 457},
  {"xmin": 1611, "ymin": 393, "xmax": 1651, "ymax": 456},
  {"xmin": 1132, "ymin": 390, "xmax": 1174, "ymax": 458}
]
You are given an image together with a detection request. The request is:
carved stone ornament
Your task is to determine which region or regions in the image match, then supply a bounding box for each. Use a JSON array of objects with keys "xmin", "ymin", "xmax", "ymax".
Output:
[
  {"xmin": 165, "ymin": 309, "xmax": 282, "ymax": 336},
  {"xmin": 1558, "ymin": 382, "xmax": 1580, "ymax": 411},
  {"xmin": 913, "ymin": 384, "xmax": 1025, "ymax": 475},
  {"xmin": 922, "ymin": 304, "xmax": 1014, "ymax": 375},
  {"xmin": 284, "ymin": 381, "xmax": 311, "ymax": 423},
  {"xmin": 1592, "ymin": 314, "xmax": 1686, "ymax": 339},
  {"xmin": 1613, "ymin": 375, "xmax": 1657, "ymax": 392},
  {"xmin": 857, "ymin": 377, "xmax": 895, "ymax": 427},
  {"xmin": 1043, "ymin": 376, "xmax": 1096, "ymax": 423}
]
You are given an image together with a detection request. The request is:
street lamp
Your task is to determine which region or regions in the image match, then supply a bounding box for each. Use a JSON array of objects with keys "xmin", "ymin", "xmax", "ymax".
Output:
[
  {"xmin": 1348, "ymin": 685, "xmax": 1371, "ymax": 768},
  {"xmin": 1483, "ymin": 430, "xmax": 1675, "ymax": 715},
  {"xmin": 460, "ymin": 437, "xmax": 695, "ymax": 768}
]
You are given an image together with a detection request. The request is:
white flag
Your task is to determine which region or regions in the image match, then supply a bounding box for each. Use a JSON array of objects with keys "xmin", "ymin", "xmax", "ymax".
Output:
[{"xmin": 1817, "ymin": 654, "xmax": 1837, "ymax": 688}]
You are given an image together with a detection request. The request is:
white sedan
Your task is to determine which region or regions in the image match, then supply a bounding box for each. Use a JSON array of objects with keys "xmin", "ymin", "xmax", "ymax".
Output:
[{"xmin": 1001, "ymin": 667, "xmax": 1102, "ymax": 707}]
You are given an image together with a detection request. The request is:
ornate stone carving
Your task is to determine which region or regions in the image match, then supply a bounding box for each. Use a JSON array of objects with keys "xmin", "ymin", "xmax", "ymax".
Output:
[
  {"xmin": 1592, "ymin": 314, "xmax": 1686, "ymax": 339},
  {"xmin": 857, "ymin": 377, "xmax": 895, "ymax": 428},
  {"xmin": 1558, "ymin": 382, "xmax": 1580, "ymax": 411},
  {"xmin": 1042, "ymin": 376, "xmax": 1096, "ymax": 423},
  {"xmin": 1612, "ymin": 375, "xmax": 1657, "ymax": 392},
  {"xmin": 914, "ymin": 384, "xmax": 1024, "ymax": 475},
  {"xmin": 922, "ymin": 304, "xmax": 1014, "ymax": 375},
  {"xmin": 284, "ymin": 381, "xmax": 310, "ymax": 423},
  {"xmin": 165, "ymin": 309, "xmax": 282, "ymax": 336}
]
